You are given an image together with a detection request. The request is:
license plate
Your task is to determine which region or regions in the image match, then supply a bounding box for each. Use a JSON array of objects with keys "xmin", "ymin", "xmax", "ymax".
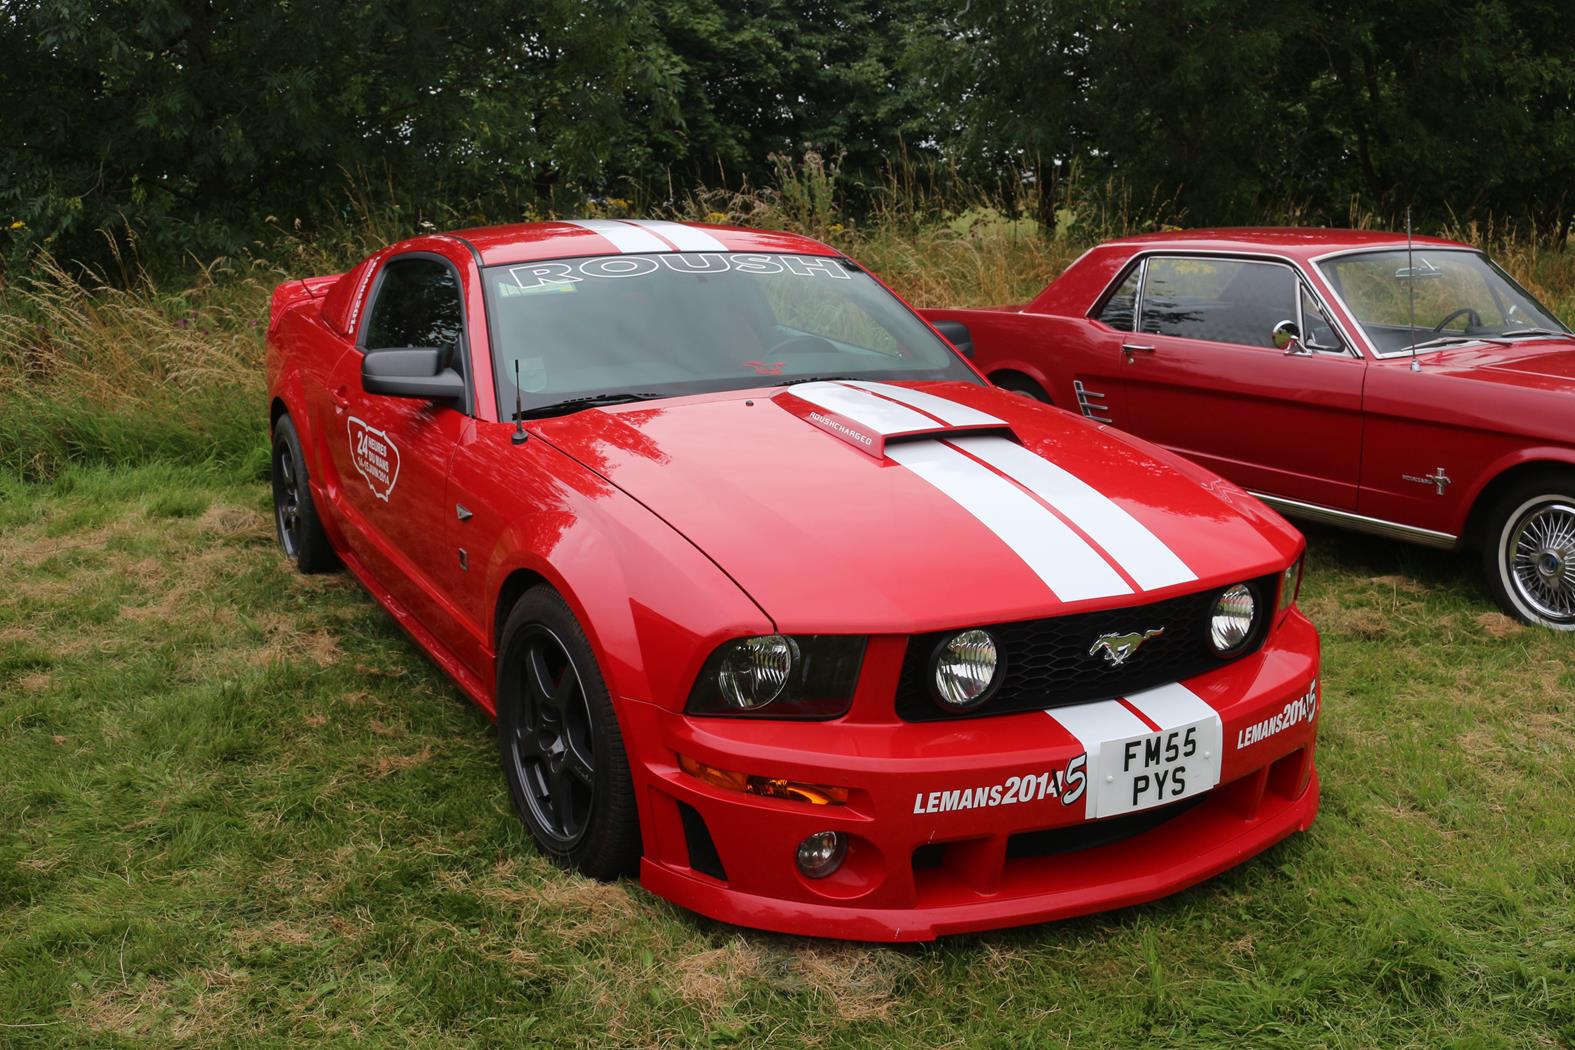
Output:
[{"xmin": 1092, "ymin": 717, "xmax": 1222, "ymax": 819}]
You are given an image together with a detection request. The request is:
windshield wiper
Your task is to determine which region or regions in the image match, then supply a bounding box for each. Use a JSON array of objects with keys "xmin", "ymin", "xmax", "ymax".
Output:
[
  {"xmin": 513, "ymin": 392, "xmax": 662, "ymax": 420},
  {"xmin": 773, "ymin": 375, "xmax": 865, "ymax": 387},
  {"xmin": 1497, "ymin": 327, "xmax": 1575, "ymax": 340},
  {"xmin": 1399, "ymin": 335, "xmax": 1484, "ymax": 353}
]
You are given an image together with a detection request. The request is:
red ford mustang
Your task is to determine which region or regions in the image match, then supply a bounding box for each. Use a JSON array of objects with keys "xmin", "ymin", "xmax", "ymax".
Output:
[
  {"xmin": 924, "ymin": 229, "xmax": 1575, "ymax": 629},
  {"xmin": 266, "ymin": 219, "xmax": 1320, "ymax": 940}
]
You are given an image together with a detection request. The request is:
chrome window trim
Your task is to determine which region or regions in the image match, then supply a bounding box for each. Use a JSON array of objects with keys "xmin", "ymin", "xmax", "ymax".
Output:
[
  {"xmin": 1307, "ymin": 244, "xmax": 1570, "ymax": 360},
  {"xmin": 1088, "ymin": 256, "xmax": 1145, "ymax": 332},
  {"xmin": 1249, "ymin": 492, "xmax": 1459, "ymax": 550},
  {"xmin": 1085, "ymin": 248, "xmax": 1363, "ymax": 359}
]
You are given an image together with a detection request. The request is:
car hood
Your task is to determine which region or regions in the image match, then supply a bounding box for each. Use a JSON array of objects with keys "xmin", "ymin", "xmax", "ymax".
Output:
[
  {"xmin": 1426, "ymin": 340, "xmax": 1575, "ymax": 392},
  {"xmin": 528, "ymin": 381, "xmax": 1299, "ymax": 632}
]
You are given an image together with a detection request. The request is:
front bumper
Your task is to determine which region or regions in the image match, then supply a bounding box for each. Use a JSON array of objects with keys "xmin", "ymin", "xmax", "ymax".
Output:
[{"xmin": 623, "ymin": 610, "xmax": 1321, "ymax": 941}]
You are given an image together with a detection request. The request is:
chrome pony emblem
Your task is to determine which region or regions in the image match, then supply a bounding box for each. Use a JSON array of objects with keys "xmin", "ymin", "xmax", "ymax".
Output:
[
  {"xmin": 1089, "ymin": 628, "xmax": 1165, "ymax": 667},
  {"xmin": 1402, "ymin": 466, "xmax": 1452, "ymax": 496}
]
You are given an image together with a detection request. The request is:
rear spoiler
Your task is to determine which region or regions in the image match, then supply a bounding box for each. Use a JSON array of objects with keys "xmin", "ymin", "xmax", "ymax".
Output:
[{"xmin": 268, "ymin": 273, "xmax": 343, "ymax": 330}]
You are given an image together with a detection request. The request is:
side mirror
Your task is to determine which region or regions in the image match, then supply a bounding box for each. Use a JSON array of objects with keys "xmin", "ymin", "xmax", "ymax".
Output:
[
  {"xmin": 932, "ymin": 319, "xmax": 974, "ymax": 358},
  {"xmin": 1272, "ymin": 320, "xmax": 1307, "ymax": 355},
  {"xmin": 362, "ymin": 347, "xmax": 465, "ymax": 401}
]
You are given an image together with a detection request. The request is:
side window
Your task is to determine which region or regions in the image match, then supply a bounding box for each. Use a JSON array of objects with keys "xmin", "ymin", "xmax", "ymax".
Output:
[
  {"xmin": 1095, "ymin": 264, "xmax": 1141, "ymax": 331},
  {"xmin": 1300, "ymin": 285, "xmax": 1344, "ymax": 352},
  {"xmin": 1141, "ymin": 257, "xmax": 1297, "ymax": 349},
  {"xmin": 363, "ymin": 258, "xmax": 464, "ymax": 372}
]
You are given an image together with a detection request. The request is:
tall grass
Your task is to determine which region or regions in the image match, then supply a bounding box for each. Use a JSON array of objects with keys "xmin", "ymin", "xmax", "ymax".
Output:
[{"xmin": 2, "ymin": 165, "xmax": 1572, "ymax": 482}]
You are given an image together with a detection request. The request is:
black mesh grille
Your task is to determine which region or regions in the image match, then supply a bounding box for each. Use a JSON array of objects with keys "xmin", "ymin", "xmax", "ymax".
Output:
[{"xmin": 894, "ymin": 575, "xmax": 1277, "ymax": 721}]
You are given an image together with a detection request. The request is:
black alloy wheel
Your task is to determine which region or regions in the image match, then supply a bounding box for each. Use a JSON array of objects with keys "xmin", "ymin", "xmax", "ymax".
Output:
[
  {"xmin": 506, "ymin": 624, "xmax": 599, "ymax": 847},
  {"xmin": 496, "ymin": 586, "xmax": 641, "ymax": 877},
  {"xmin": 270, "ymin": 414, "xmax": 341, "ymax": 574}
]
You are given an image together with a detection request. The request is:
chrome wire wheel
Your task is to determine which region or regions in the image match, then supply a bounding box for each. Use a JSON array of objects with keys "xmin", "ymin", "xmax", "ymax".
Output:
[
  {"xmin": 505, "ymin": 625, "xmax": 598, "ymax": 847},
  {"xmin": 1504, "ymin": 497, "xmax": 1575, "ymax": 626},
  {"xmin": 273, "ymin": 440, "xmax": 303, "ymax": 558}
]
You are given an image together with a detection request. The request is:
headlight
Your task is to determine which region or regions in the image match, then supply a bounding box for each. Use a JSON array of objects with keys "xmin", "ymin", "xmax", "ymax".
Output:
[
  {"xmin": 718, "ymin": 634, "xmax": 797, "ymax": 709},
  {"xmin": 1210, "ymin": 584, "xmax": 1257, "ymax": 653},
  {"xmin": 687, "ymin": 635, "xmax": 865, "ymax": 718},
  {"xmin": 1278, "ymin": 554, "xmax": 1305, "ymax": 613},
  {"xmin": 931, "ymin": 629, "xmax": 1001, "ymax": 711}
]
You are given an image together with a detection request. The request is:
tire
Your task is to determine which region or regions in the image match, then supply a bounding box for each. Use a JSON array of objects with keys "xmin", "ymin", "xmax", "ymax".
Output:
[
  {"xmin": 992, "ymin": 373, "xmax": 1051, "ymax": 403},
  {"xmin": 1481, "ymin": 471, "xmax": 1575, "ymax": 630},
  {"xmin": 271, "ymin": 415, "xmax": 341, "ymax": 574},
  {"xmin": 496, "ymin": 586, "xmax": 641, "ymax": 878}
]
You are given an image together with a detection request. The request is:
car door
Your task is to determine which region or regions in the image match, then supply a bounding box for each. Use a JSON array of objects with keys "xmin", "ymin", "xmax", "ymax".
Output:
[
  {"xmin": 325, "ymin": 252, "xmax": 473, "ymax": 643},
  {"xmin": 1077, "ymin": 254, "xmax": 1367, "ymax": 511}
]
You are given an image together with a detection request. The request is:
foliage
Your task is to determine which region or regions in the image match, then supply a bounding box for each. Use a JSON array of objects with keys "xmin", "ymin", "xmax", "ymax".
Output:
[
  {"xmin": 914, "ymin": 0, "xmax": 1575, "ymax": 234},
  {"xmin": 11, "ymin": 0, "xmax": 1575, "ymax": 274}
]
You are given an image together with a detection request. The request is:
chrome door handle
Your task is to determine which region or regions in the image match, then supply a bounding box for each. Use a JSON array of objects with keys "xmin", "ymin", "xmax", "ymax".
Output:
[{"xmin": 1121, "ymin": 343, "xmax": 1156, "ymax": 361}]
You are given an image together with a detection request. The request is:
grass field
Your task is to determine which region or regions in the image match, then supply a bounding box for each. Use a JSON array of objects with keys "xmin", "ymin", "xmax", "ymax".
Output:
[{"xmin": 2, "ymin": 206, "xmax": 1574, "ymax": 1046}]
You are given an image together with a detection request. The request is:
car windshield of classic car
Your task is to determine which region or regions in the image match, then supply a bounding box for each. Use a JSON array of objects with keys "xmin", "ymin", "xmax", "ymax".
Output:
[
  {"xmin": 482, "ymin": 252, "xmax": 977, "ymax": 416},
  {"xmin": 1317, "ymin": 249, "xmax": 1569, "ymax": 355}
]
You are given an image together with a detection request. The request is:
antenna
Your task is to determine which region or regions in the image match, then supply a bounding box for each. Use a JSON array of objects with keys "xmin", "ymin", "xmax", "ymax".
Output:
[
  {"xmin": 511, "ymin": 358, "xmax": 528, "ymax": 444},
  {"xmin": 1407, "ymin": 207, "xmax": 1420, "ymax": 372}
]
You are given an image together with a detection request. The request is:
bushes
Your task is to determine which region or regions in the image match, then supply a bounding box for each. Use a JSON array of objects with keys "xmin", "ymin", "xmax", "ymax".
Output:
[{"xmin": 2, "ymin": 167, "xmax": 1571, "ymax": 483}]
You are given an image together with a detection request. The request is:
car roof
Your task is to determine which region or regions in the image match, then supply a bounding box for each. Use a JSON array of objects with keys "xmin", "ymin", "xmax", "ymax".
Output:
[
  {"xmin": 442, "ymin": 219, "xmax": 839, "ymax": 266},
  {"xmin": 1101, "ymin": 226, "xmax": 1472, "ymax": 262}
]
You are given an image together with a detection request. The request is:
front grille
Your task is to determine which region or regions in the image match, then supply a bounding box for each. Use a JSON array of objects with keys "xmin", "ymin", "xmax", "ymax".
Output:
[{"xmin": 894, "ymin": 574, "xmax": 1276, "ymax": 721}]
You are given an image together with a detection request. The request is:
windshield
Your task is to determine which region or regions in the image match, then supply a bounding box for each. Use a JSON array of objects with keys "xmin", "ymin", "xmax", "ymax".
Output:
[
  {"xmin": 1317, "ymin": 249, "xmax": 1567, "ymax": 356},
  {"xmin": 482, "ymin": 252, "xmax": 977, "ymax": 417}
]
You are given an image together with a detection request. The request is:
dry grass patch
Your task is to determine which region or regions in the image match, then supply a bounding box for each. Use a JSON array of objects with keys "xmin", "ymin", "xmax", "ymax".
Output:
[
  {"xmin": 1475, "ymin": 611, "xmax": 1525, "ymax": 638},
  {"xmin": 668, "ymin": 941, "xmax": 767, "ymax": 1017},
  {"xmin": 794, "ymin": 944, "xmax": 911, "ymax": 1022},
  {"xmin": 370, "ymin": 744, "xmax": 435, "ymax": 778}
]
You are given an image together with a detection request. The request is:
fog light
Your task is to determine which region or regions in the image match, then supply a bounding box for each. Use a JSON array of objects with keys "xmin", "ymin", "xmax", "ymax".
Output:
[
  {"xmin": 932, "ymin": 629, "xmax": 1000, "ymax": 710},
  {"xmin": 796, "ymin": 830, "xmax": 848, "ymax": 879},
  {"xmin": 1210, "ymin": 584, "xmax": 1257, "ymax": 653}
]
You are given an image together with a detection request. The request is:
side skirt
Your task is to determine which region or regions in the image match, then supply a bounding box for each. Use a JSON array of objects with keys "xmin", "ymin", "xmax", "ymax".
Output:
[{"xmin": 1249, "ymin": 492, "xmax": 1460, "ymax": 551}]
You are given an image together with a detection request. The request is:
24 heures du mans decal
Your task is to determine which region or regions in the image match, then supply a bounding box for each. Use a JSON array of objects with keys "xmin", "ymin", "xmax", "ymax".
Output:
[{"xmin": 347, "ymin": 417, "xmax": 400, "ymax": 501}]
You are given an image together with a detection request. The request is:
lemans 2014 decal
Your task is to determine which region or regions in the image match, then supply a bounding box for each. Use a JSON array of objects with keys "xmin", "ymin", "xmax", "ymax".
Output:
[
  {"xmin": 1236, "ymin": 678, "xmax": 1318, "ymax": 748},
  {"xmin": 347, "ymin": 417, "xmax": 400, "ymax": 501},
  {"xmin": 912, "ymin": 755, "xmax": 1087, "ymax": 814}
]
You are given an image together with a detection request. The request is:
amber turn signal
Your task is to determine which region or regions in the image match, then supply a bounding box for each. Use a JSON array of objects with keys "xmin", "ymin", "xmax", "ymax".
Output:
[{"xmin": 678, "ymin": 754, "xmax": 849, "ymax": 806}]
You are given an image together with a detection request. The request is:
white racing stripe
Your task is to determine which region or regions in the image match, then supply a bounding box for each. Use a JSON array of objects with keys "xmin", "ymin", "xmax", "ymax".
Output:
[
  {"xmin": 885, "ymin": 441, "xmax": 1131, "ymax": 602},
  {"xmin": 1122, "ymin": 682, "xmax": 1220, "ymax": 731},
  {"xmin": 846, "ymin": 380, "xmax": 1004, "ymax": 427},
  {"xmin": 951, "ymin": 435, "xmax": 1197, "ymax": 590},
  {"xmin": 788, "ymin": 381, "xmax": 937, "ymax": 434},
  {"xmin": 1050, "ymin": 687, "xmax": 1224, "ymax": 820},
  {"xmin": 1047, "ymin": 700, "xmax": 1150, "ymax": 817},
  {"xmin": 560, "ymin": 219, "xmax": 670, "ymax": 253},
  {"xmin": 622, "ymin": 219, "xmax": 729, "ymax": 251}
]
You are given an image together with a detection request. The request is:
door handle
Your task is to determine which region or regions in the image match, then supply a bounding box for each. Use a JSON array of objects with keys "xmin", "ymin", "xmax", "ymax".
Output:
[
  {"xmin": 332, "ymin": 385, "xmax": 350, "ymax": 412},
  {"xmin": 1121, "ymin": 343, "xmax": 1156, "ymax": 362}
]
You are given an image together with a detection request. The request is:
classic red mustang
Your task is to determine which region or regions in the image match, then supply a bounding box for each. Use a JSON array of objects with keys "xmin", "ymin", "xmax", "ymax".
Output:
[
  {"xmin": 924, "ymin": 229, "xmax": 1575, "ymax": 629},
  {"xmin": 266, "ymin": 219, "xmax": 1320, "ymax": 940}
]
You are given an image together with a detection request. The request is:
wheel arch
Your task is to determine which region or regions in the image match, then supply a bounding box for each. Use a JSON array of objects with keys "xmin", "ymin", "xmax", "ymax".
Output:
[
  {"xmin": 1461, "ymin": 454, "xmax": 1575, "ymax": 550},
  {"xmin": 989, "ymin": 367, "xmax": 1054, "ymax": 403},
  {"xmin": 493, "ymin": 567, "xmax": 550, "ymax": 650}
]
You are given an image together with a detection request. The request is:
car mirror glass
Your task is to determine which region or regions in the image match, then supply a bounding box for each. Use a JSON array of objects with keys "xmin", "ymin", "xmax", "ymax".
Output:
[{"xmin": 1272, "ymin": 319, "xmax": 1306, "ymax": 354}]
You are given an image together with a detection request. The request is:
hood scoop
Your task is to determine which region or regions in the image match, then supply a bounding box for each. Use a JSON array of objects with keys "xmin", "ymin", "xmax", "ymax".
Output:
[{"xmin": 774, "ymin": 380, "xmax": 1015, "ymax": 458}]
